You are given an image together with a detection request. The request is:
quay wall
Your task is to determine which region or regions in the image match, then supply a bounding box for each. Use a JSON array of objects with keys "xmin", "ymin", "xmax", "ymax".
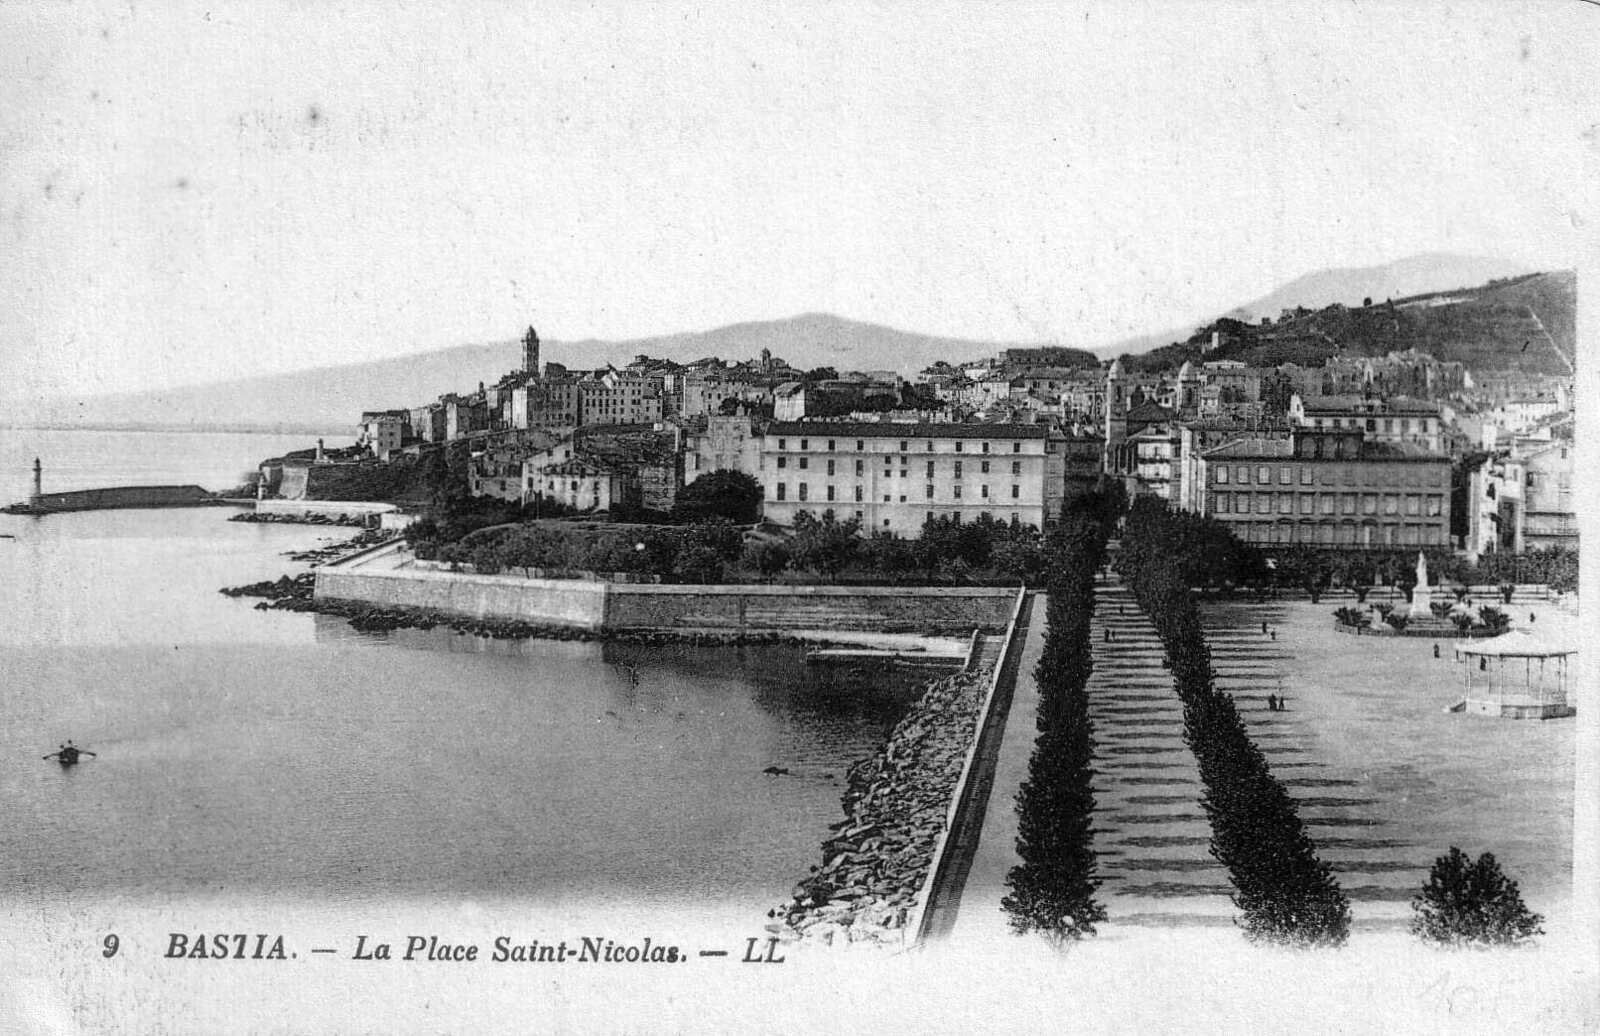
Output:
[
  {"xmin": 256, "ymin": 499, "xmax": 397, "ymax": 519},
  {"xmin": 315, "ymin": 554, "xmax": 1014, "ymax": 634}
]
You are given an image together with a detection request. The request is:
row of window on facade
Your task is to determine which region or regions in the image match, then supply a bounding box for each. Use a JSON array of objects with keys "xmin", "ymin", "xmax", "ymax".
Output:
[
  {"xmin": 774, "ymin": 457, "xmax": 1025, "ymax": 476},
  {"xmin": 1209, "ymin": 491, "xmax": 1445, "ymax": 517},
  {"xmin": 773, "ymin": 482, "xmax": 1025, "ymax": 502},
  {"xmin": 1309, "ymin": 416, "xmax": 1436, "ymax": 432},
  {"xmin": 1230, "ymin": 522, "xmax": 1448, "ymax": 547},
  {"xmin": 839, "ymin": 510, "xmax": 1024, "ymax": 529},
  {"xmin": 775, "ymin": 438, "xmax": 1025, "ymax": 454},
  {"xmin": 1210, "ymin": 463, "xmax": 1446, "ymax": 487}
]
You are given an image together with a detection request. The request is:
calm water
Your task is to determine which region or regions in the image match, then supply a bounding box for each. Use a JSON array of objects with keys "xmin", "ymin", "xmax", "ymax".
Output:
[{"xmin": 0, "ymin": 429, "xmax": 917, "ymax": 920}]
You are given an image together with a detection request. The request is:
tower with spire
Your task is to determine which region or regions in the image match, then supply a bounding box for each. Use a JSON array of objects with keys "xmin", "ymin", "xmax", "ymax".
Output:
[{"xmin": 523, "ymin": 326, "xmax": 541, "ymax": 377}]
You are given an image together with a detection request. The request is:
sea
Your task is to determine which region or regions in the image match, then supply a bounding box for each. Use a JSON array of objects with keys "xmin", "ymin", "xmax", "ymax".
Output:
[{"xmin": 0, "ymin": 427, "xmax": 921, "ymax": 927}]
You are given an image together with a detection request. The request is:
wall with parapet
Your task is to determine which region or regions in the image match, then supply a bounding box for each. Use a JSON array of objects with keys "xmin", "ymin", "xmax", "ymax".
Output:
[{"xmin": 315, "ymin": 550, "xmax": 1014, "ymax": 635}]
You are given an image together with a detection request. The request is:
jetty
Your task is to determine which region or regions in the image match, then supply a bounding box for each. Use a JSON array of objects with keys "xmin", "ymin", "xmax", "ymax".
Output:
[{"xmin": 1, "ymin": 459, "xmax": 231, "ymax": 515}]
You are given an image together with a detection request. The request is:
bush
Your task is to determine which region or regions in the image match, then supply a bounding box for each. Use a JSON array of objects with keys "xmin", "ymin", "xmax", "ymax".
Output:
[
  {"xmin": 672, "ymin": 470, "xmax": 763, "ymax": 524},
  {"xmin": 1429, "ymin": 601, "xmax": 1455, "ymax": 620},
  {"xmin": 741, "ymin": 539, "xmax": 791, "ymax": 582},
  {"xmin": 1476, "ymin": 606, "xmax": 1510, "ymax": 633},
  {"xmin": 1498, "ymin": 583, "xmax": 1516, "ymax": 604},
  {"xmin": 1333, "ymin": 606, "xmax": 1371, "ymax": 629},
  {"xmin": 1411, "ymin": 848, "xmax": 1543, "ymax": 948},
  {"xmin": 1383, "ymin": 612, "xmax": 1409, "ymax": 632}
]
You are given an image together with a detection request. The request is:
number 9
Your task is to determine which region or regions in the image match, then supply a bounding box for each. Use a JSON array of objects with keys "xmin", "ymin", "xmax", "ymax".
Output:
[{"xmin": 102, "ymin": 934, "xmax": 119, "ymax": 958}]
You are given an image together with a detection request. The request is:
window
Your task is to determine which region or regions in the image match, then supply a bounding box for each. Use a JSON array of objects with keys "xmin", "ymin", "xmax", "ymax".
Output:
[
  {"xmin": 778, "ymin": 439, "xmax": 787, "ymax": 451},
  {"xmin": 899, "ymin": 441, "xmax": 908, "ymax": 452},
  {"xmin": 798, "ymin": 483, "xmax": 808, "ymax": 501},
  {"xmin": 1257, "ymin": 493, "xmax": 1271, "ymax": 514},
  {"xmin": 1405, "ymin": 495, "xmax": 1420, "ymax": 516},
  {"xmin": 1216, "ymin": 466, "xmax": 1229, "ymax": 484},
  {"xmin": 1012, "ymin": 461, "xmax": 1022, "ymax": 475},
  {"xmin": 925, "ymin": 484, "xmax": 935, "ymax": 499},
  {"xmin": 982, "ymin": 442, "xmax": 990, "ymax": 454},
  {"xmin": 1299, "ymin": 495, "xmax": 1314, "ymax": 515},
  {"xmin": 1258, "ymin": 466, "xmax": 1271, "ymax": 484},
  {"xmin": 1279, "ymin": 493, "xmax": 1293, "ymax": 513},
  {"xmin": 827, "ymin": 440, "xmax": 835, "ymax": 451},
  {"xmin": 981, "ymin": 485, "xmax": 989, "ymax": 499},
  {"xmin": 981, "ymin": 461, "xmax": 990, "ymax": 474},
  {"xmin": 955, "ymin": 442, "xmax": 963, "ymax": 453},
  {"xmin": 926, "ymin": 460, "xmax": 935, "ymax": 477},
  {"xmin": 777, "ymin": 456, "xmax": 787, "ymax": 469},
  {"xmin": 1216, "ymin": 494, "xmax": 1230, "ymax": 514},
  {"xmin": 798, "ymin": 457, "xmax": 808, "ymax": 470},
  {"xmin": 927, "ymin": 511, "xmax": 935, "ymax": 524},
  {"xmin": 1320, "ymin": 494, "xmax": 1335, "ymax": 515},
  {"xmin": 954, "ymin": 462, "xmax": 963, "ymax": 478},
  {"xmin": 927, "ymin": 441, "xmax": 935, "ymax": 452},
  {"xmin": 1013, "ymin": 443, "xmax": 1021, "ymax": 453},
  {"xmin": 1383, "ymin": 494, "xmax": 1399, "ymax": 516},
  {"xmin": 1362, "ymin": 494, "xmax": 1378, "ymax": 515},
  {"xmin": 776, "ymin": 483, "xmax": 786, "ymax": 501},
  {"xmin": 953, "ymin": 485, "xmax": 962, "ymax": 498},
  {"xmin": 1299, "ymin": 467, "xmax": 1313, "ymax": 485},
  {"xmin": 1426, "ymin": 495, "xmax": 1443, "ymax": 517},
  {"xmin": 855, "ymin": 460, "xmax": 863, "ymax": 475},
  {"xmin": 1341, "ymin": 493, "xmax": 1356, "ymax": 515},
  {"xmin": 854, "ymin": 485, "xmax": 863, "ymax": 502},
  {"xmin": 1279, "ymin": 466, "xmax": 1291, "ymax": 485},
  {"xmin": 826, "ymin": 485, "xmax": 835, "ymax": 502},
  {"xmin": 1237, "ymin": 465, "xmax": 1251, "ymax": 484},
  {"xmin": 800, "ymin": 439, "xmax": 808, "ymax": 450},
  {"xmin": 1011, "ymin": 513, "xmax": 1020, "ymax": 525},
  {"xmin": 856, "ymin": 440, "xmax": 863, "ymax": 451},
  {"xmin": 826, "ymin": 459, "xmax": 835, "ymax": 476}
]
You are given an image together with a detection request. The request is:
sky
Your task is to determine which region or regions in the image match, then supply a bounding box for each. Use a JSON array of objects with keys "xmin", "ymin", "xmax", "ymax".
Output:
[{"xmin": 1, "ymin": 1, "xmax": 1595, "ymax": 401}]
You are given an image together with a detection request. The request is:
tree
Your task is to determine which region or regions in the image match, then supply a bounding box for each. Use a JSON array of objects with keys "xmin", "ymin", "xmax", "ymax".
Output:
[
  {"xmin": 742, "ymin": 539, "xmax": 791, "ymax": 582},
  {"xmin": 803, "ymin": 366, "xmax": 838, "ymax": 383},
  {"xmin": 672, "ymin": 470, "xmax": 762, "ymax": 524},
  {"xmin": 1411, "ymin": 848, "xmax": 1543, "ymax": 948},
  {"xmin": 789, "ymin": 509, "xmax": 861, "ymax": 580}
]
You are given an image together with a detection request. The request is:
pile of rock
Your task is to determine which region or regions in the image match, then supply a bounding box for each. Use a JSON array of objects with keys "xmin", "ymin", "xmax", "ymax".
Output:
[
  {"xmin": 771, "ymin": 669, "xmax": 989, "ymax": 948},
  {"xmin": 230, "ymin": 511, "xmax": 370, "ymax": 528},
  {"xmin": 219, "ymin": 573, "xmax": 315, "ymax": 602}
]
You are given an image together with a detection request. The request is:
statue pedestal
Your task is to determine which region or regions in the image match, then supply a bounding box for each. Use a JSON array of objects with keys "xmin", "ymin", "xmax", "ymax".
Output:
[{"xmin": 1410, "ymin": 585, "xmax": 1433, "ymax": 620}]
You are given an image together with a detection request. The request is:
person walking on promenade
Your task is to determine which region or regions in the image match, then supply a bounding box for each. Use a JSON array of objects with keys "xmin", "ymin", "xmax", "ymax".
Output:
[{"xmin": 1267, "ymin": 693, "xmax": 1278, "ymax": 712}]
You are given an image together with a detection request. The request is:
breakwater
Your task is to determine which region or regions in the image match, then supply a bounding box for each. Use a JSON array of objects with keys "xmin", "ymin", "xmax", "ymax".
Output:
[
  {"xmin": 770, "ymin": 667, "xmax": 993, "ymax": 947},
  {"xmin": 231, "ymin": 511, "xmax": 371, "ymax": 528},
  {"xmin": 3, "ymin": 484, "xmax": 224, "ymax": 514}
]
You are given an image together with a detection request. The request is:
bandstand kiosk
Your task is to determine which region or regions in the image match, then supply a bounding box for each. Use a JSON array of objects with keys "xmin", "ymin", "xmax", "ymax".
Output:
[{"xmin": 1452, "ymin": 630, "xmax": 1576, "ymax": 720}]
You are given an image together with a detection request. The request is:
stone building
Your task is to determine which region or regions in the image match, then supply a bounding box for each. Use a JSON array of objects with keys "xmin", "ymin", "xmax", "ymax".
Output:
[
  {"xmin": 759, "ymin": 422, "xmax": 1051, "ymax": 534},
  {"xmin": 1287, "ymin": 394, "xmax": 1444, "ymax": 454},
  {"xmin": 1196, "ymin": 428, "xmax": 1451, "ymax": 549}
]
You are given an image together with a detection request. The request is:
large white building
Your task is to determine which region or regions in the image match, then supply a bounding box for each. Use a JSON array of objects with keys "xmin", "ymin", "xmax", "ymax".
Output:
[{"xmin": 759, "ymin": 422, "xmax": 1051, "ymax": 534}]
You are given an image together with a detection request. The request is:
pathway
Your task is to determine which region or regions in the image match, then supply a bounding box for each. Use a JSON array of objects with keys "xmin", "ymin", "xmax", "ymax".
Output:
[{"xmin": 1087, "ymin": 577, "xmax": 1235, "ymax": 928}]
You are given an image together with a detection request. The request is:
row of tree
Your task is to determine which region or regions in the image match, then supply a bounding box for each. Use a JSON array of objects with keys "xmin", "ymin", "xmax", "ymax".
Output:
[
  {"xmin": 1002, "ymin": 492, "xmax": 1119, "ymax": 944},
  {"xmin": 1272, "ymin": 544, "xmax": 1578, "ymax": 604},
  {"xmin": 1119, "ymin": 498, "xmax": 1352, "ymax": 947}
]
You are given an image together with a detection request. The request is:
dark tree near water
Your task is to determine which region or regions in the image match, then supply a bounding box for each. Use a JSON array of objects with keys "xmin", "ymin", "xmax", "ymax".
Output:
[
  {"xmin": 1411, "ymin": 849, "xmax": 1543, "ymax": 948},
  {"xmin": 672, "ymin": 470, "xmax": 763, "ymax": 524},
  {"xmin": 1002, "ymin": 492, "xmax": 1118, "ymax": 945}
]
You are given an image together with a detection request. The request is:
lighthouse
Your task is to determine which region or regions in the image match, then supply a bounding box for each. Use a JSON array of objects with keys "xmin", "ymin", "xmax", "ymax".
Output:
[{"xmin": 30, "ymin": 458, "xmax": 41, "ymax": 505}]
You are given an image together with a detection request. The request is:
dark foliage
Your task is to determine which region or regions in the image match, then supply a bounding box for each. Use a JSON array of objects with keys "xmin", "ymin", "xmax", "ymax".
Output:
[
  {"xmin": 672, "ymin": 470, "xmax": 763, "ymax": 525},
  {"xmin": 1411, "ymin": 848, "xmax": 1543, "ymax": 948},
  {"xmin": 1119, "ymin": 499, "xmax": 1350, "ymax": 947},
  {"xmin": 1002, "ymin": 491, "xmax": 1119, "ymax": 944}
]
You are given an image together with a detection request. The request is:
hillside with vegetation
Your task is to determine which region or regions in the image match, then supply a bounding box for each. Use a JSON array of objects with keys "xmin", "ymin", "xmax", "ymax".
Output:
[{"xmin": 1121, "ymin": 270, "xmax": 1574, "ymax": 376}]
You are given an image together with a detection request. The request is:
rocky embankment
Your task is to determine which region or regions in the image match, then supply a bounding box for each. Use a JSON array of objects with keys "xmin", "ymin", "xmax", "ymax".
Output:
[
  {"xmin": 283, "ymin": 528, "xmax": 395, "ymax": 564},
  {"xmin": 230, "ymin": 510, "xmax": 371, "ymax": 528},
  {"xmin": 770, "ymin": 668, "xmax": 990, "ymax": 948}
]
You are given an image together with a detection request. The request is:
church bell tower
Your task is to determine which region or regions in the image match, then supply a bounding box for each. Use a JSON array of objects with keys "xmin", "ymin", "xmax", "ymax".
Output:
[{"xmin": 523, "ymin": 326, "xmax": 541, "ymax": 377}]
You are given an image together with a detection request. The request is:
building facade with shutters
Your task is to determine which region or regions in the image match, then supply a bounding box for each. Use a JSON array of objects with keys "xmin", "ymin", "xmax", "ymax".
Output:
[
  {"xmin": 759, "ymin": 422, "xmax": 1050, "ymax": 534},
  {"xmin": 1195, "ymin": 429, "xmax": 1451, "ymax": 549}
]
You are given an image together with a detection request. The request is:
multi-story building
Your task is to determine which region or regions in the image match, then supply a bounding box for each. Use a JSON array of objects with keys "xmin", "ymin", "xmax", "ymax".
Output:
[
  {"xmin": 356, "ymin": 410, "xmax": 410, "ymax": 459},
  {"xmin": 1520, "ymin": 441, "xmax": 1575, "ymax": 550},
  {"xmin": 510, "ymin": 377, "xmax": 582, "ymax": 431},
  {"xmin": 759, "ymin": 422, "xmax": 1050, "ymax": 534},
  {"xmin": 1196, "ymin": 428, "xmax": 1451, "ymax": 549},
  {"xmin": 683, "ymin": 412, "xmax": 764, "ymax": 482},
  {"xmin": 409, "ymin": 403, "xmax": 448, "ymax": 443},
  {"xmin": 1287, "ymin": 394, "xmax": 1444, "ymax": 454},
  {"xmin": 578, "ymin": 369, "xmax": 664, "ymax": 426},
  {"xmin": 520, "ymin": 427, "xmax": 681, "ymax": 513}
]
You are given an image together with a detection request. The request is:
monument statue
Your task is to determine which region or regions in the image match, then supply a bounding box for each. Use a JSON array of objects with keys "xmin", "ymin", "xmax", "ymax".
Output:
[{"xmin": 1410, "ymin": 550, "xmax": 1433, "ymax": 619}]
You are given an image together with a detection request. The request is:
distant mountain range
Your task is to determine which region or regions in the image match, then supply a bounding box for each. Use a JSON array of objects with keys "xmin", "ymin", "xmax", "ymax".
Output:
[{"xmin": 10, "ymin": 254, "xmax": 1566, "ymax": 432}]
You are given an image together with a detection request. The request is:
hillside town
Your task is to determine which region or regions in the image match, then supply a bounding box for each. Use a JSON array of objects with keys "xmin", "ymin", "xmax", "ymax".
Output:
[{"xmin": 255, "ymin": 272, "xmax": 1576, "ymax": 566}]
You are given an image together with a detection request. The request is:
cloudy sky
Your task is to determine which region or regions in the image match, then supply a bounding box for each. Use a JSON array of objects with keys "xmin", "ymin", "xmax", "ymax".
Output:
[{"xmin": 2, "ymin": 1, "xmax": 1594, "ymax": 400}]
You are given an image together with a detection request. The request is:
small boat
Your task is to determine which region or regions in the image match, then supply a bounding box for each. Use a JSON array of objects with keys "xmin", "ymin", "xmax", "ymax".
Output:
[{"xmin": 43, "ymin": 743, "xmax": 96, "ymax": 766}]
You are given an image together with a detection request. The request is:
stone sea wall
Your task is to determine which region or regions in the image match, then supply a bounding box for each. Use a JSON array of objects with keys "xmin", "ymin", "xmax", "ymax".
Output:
[{"xmin": 769, "ymin": 668, "xmax": 989, "ymax": 947}]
